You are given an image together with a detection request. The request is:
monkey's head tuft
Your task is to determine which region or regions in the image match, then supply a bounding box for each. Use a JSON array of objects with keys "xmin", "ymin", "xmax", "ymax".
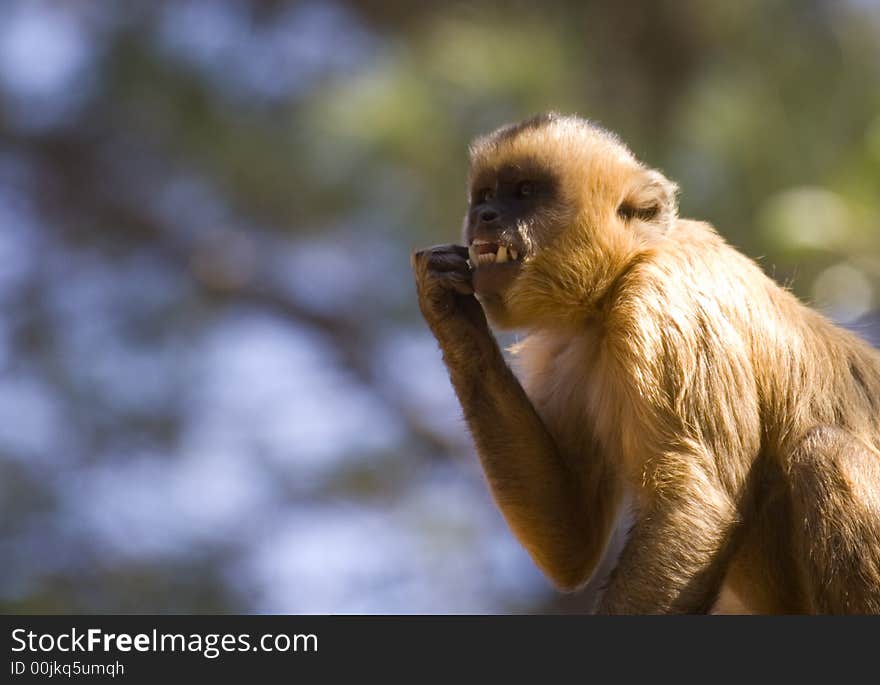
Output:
[{"xmin": 463, "ymin": 113, "xmax": 679, "ymax": 329}]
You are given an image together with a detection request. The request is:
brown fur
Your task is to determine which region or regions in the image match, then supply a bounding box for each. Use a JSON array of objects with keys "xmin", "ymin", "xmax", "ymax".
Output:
[{"xmin": 412, "ymin": 113, "xmax": 880, "ymax": 613}]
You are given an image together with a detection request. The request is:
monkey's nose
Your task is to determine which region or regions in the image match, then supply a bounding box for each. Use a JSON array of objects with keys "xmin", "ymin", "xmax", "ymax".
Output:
[{"xmin": 479, "ymin": 208, "xmax": 499, "ymax": 224}]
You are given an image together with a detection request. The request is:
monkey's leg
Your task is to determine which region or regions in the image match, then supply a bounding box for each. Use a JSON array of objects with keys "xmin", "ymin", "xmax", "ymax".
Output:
[
  {"xmin": 412, "ymin": 245, "xmax": 619, "ymax": 590},
  {"xmin": 597, "ymin": 462, "xmax": 737, "ymax": 614},
  {"xmin": 786, "ymin": 426, "xmax": 880, "ymax": 614}
]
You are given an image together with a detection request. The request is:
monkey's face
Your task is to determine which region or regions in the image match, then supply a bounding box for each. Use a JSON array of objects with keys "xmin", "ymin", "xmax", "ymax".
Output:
[
  {"xmin": 463, "ymin": 160, "xmax": 568, "ymax": 301},
  {"xmin": 463, "ymin": 114, "xmax": 679, "ymax": 329}
]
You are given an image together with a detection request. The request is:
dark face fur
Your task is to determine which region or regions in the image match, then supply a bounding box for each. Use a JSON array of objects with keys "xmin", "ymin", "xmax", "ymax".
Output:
[{"xmin": 462, "ymin": 160, "xmax": 562, "ymax": 298}]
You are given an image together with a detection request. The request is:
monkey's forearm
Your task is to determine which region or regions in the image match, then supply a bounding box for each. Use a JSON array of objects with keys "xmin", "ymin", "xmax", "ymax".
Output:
[
  {"xmin": 438, "ymin": 323, "xmax": 612, "ymax": 590},
  {"xmin": 597, "ymin": 468, "xmax": 737, "ymax": 614}
]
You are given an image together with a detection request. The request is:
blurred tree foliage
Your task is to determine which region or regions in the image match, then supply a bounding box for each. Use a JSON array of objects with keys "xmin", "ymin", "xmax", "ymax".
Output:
[{"xmin": 0, "ymin": 0, "xmax": 878, "ymax": 613}]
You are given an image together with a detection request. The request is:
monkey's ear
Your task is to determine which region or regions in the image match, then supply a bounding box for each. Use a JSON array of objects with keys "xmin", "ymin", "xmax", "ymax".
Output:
[{"xmin": 617, "ymin": 169, "xmax": 679, "ymax": 233}]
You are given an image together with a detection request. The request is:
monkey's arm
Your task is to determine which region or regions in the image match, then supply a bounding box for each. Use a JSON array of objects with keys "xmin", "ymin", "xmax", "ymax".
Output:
[
  {"xmin": 412, "ymin": 244, "xmax": 616, "ymax": 590},
  {"xmin": 597, "ymin": 458, "xmax": 738, "ymax": 614}
]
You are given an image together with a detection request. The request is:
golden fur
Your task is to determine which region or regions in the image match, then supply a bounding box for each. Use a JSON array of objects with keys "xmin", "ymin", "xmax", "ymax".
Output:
[{"xmin": 413, "ymin": 113, "xmax": 880, "ymax": 613}]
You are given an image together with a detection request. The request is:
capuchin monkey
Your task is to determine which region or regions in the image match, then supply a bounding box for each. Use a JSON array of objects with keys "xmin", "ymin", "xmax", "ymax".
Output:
[{"xmin": 411, "ymin": 112, "xmax": 880, "ymax": 614}]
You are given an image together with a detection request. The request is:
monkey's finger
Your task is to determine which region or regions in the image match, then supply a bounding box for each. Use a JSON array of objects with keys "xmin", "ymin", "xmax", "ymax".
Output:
[
  {"xmin": 418, "ymin": 243, "xmax": 469, "ymax": 257},
  {"xmin": 442, "ymin": 244, "xmax": 470, "ymax": 259},
  {"xmin": 438, "ymin": 271, "xmax": 475, "ymax": 295},
  {"xmin": 411, "ymin": 244, "xmax": 470, "ymax": 270},
  {"xmin": 416, "ymin": 250, "xmax": 471, "ymax": 275}
]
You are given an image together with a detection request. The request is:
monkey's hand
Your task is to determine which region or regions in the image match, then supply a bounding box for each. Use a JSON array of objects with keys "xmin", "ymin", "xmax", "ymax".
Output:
[{"xmin": 411, "ymin": 244, "xmax": 491, "ymax": 350}]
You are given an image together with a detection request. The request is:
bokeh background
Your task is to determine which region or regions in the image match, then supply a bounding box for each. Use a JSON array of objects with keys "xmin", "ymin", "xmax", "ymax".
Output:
[{"xmin": 1, "ymin": 0, "xmax": 879, "ymax": 614}]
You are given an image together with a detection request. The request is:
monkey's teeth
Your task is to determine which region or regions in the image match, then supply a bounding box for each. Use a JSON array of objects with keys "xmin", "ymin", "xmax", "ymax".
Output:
[{"xmin": 469, "ymin": 240, "xmax": 521, "ymax": 267}]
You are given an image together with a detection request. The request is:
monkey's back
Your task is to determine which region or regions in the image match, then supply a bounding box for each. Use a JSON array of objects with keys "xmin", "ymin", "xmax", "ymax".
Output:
[{"xmin": 617, "ymin": 219, "xmax": 880, "ymax": 457}]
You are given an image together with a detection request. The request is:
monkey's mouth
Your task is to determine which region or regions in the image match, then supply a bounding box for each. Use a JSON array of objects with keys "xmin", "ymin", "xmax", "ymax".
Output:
[
  {"xmin": 467, "ymin": 239, "xmax": 523, "ymax": 268},
  {"xmin": 468, "ymin": 239, "xmax": 523, "ymax": 297}
]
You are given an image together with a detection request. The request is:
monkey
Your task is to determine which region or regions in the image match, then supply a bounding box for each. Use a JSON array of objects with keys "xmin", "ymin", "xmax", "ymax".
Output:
[{"xmin": 411, "ymin": 112, "xmax": 880, "ymax": 614}]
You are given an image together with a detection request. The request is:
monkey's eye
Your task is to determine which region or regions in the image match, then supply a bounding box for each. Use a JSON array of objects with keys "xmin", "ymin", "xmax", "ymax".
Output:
[
  {"xmin": 475, "ymin": 188, "xmax": 494, "ymax": 204},
  {"xmin": 618, "ymin": 201, "xmax": 659, "ymax": 222},
  {"xmin": 516, "ymin": 181, "xmax": 536, "ymax": 197}
]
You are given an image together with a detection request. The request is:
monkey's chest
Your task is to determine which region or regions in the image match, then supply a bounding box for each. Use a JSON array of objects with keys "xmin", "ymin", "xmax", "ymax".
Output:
[{"xmin": 518, "ymin": 338, "xmax": 631, "ymax": 470}]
